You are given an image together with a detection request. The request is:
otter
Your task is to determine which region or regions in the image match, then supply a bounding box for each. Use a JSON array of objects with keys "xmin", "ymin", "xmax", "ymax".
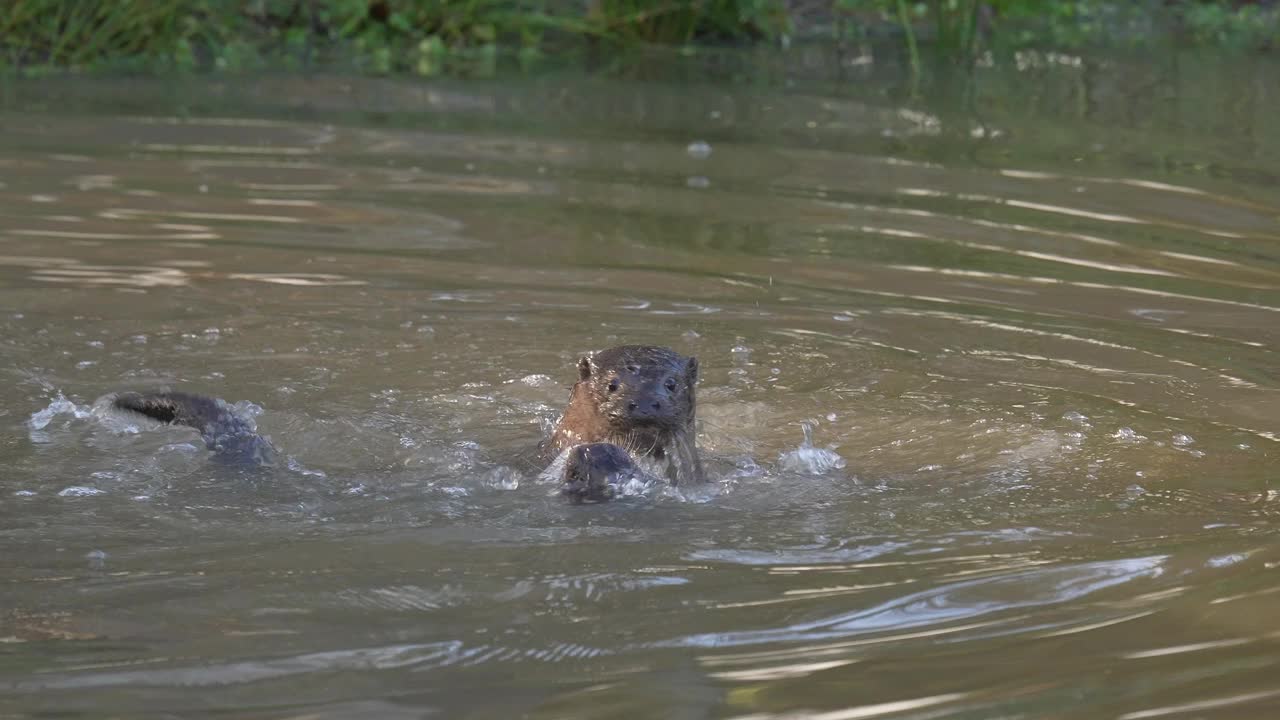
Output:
[
  {"xmin": 107, "ymin": 344, "xmax": 704, "ymax": 500},
  {"xmin": 112, "ymin": 391, "xmax": 276, "ymax": 465},
  {"xmin": 546, "ymin": 344, "xmax": 704, "ymax": 488},
  {"xmin": 559, "ymin": 442, "xmax": 636, "ymax": 504}
]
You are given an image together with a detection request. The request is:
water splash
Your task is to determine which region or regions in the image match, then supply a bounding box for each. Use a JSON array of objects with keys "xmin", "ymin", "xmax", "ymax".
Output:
[
  {"xmin": 27, "ymin": 393, "xmax": 91, "ymax": 431},
  {"xmin": 777, "ymin": 422, "xmax": 847, "ymax": 475}
]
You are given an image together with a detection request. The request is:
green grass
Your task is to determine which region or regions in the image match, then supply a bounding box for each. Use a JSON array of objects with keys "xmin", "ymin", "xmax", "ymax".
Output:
[{"xmin": 1, "ymin": 1, "xmax": 1277, "ymax": 77}]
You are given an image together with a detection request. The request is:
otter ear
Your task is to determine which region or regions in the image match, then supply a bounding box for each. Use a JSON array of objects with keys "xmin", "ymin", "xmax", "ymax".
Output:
[
  {"xmin": 578, "ymin": 355, "xmax": 593, "ymax": 381},
  {"xmin": 686, "ymin": 356, "xmax": 699, "ymax": 384}
]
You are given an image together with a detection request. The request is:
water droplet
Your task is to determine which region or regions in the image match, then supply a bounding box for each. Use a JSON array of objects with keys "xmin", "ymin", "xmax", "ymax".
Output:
[{"xmin": 686, "ymin": 140, "xmax": 712, "ymax": 159}]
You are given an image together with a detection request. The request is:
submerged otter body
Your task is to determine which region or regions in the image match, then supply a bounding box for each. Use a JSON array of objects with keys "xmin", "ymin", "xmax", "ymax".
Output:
[
  {"xmin": 112, "ymin": 391, "xmax": 276, "ymax": 465},
  {"xmin": 547, "ymin": 345, "xmax": 704, "ymax": 487}
]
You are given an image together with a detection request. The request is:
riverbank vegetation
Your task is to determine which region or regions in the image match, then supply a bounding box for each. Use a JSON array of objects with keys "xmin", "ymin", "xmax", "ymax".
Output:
[{"xmin": 2, "ymin": 1, "xmax": 1278, "ymax": 77}]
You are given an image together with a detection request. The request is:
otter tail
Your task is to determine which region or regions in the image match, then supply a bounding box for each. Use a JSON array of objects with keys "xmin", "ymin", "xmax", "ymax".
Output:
[{"xmin": 113, "ymin": 391, "xmax": 276, "ymax": 465}]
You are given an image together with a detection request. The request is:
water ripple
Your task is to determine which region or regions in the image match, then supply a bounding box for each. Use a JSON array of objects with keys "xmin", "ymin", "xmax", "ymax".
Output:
[{"xmin": 667, "ymin": 556, "xmax": 1165, "ymax": 649}]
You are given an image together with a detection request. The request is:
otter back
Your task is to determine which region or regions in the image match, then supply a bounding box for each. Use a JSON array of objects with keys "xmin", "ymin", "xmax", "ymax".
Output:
[
  {"xmin": 113, "ymin": 391, "xmax": 276, "ymax": 465},
  {"xmin": 547, "ymin": 345, "xmax": 704, "ymax": 485}
]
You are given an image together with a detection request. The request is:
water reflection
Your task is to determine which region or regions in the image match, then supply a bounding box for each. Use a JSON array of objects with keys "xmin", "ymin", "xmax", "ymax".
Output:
[{"xmin": 1, "ymin": 63, "xmax": 1279, "ymax": 719}]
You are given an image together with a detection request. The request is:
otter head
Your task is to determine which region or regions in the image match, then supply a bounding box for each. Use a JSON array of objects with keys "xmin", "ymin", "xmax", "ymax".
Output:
[
  {"xmin": 577, "ymin": 345, "xmax": 698, "ymax": 437},
  {"xmin": 560, "ymin": 442, "xmax": 635, "ymax": 503}
]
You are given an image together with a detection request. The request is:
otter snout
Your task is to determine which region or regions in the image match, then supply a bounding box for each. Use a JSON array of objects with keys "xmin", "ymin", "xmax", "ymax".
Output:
[{"xmin": 621, "ymin": 384, "xmax": 673, "ymax": 424}]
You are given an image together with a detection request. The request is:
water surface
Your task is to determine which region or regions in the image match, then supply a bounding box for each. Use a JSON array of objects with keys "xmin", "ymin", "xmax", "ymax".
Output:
[{"xmin": 2, "ymin": 51, "xmax": 1279, "ymax": 719}]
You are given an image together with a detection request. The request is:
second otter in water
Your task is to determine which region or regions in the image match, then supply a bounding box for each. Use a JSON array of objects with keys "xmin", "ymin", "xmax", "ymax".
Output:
[
  {"xmin": 559, "ymin": 442, "xmax": 636, "ymax": 503},
  {"xmin": 112, "ymin": 391, "xmax": 276, "ymax": 465},
  {"xmin": 547, "ymin": 345, "xmax": 704, "ymax": 487}
]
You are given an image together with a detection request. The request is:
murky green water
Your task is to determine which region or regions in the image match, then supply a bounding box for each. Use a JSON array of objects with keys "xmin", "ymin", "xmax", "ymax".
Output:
[{"xmin": 2, "ymin": 49, "xmax": 1279, "ymax": 719}]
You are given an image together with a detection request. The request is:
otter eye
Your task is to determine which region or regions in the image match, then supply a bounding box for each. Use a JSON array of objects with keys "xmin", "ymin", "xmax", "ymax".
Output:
[
  {"xmin": 607, "ymin": 379, "xmax": 620, "ymax": 393},
  {"xmin": 664, "ymin": 378, "xmax": 677, "ymax": 392}
]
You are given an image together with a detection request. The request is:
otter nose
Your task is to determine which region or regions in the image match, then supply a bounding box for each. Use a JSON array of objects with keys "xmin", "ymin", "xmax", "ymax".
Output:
[
  {"xmin": 626, "ymin": 397, "xmax": 665, "ymax": 419},
  {"xmin": 628, "ymin": 400, "xmax": 662, "ymax": 411}
]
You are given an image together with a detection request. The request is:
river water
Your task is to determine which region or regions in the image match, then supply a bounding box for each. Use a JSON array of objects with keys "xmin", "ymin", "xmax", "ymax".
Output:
[{"xmin": 2, "ymin": 49, "xmax": 1278, "ymax": 718}]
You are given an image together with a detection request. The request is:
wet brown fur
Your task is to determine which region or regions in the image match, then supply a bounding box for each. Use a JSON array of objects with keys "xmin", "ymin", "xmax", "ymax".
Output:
[{"xmin": 546, "ymin": 345, "xmax": 704, "ymax": 485}]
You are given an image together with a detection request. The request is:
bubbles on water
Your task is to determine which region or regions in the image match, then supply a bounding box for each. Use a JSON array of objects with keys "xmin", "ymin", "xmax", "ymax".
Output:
[
  {"xmin": 87, "ymin": 340, "xmax": 104, "ymax": 349},
  {"xmin": 682, "ymin": 329, "xmax": 701, "ymax": 341},
  {"xmin": 75, "ymin": 360, "xmax": 97, "ymax": 369},
  {"xmin": 1111, "ymin": 427, "xmax": 1146, "ymax": 443},
  {"xmin": 86, "ymin": 550, "xmax": 107, "ymax": 569},
  {"xmin": 518, "ymin": 374, "xmax": 553, "ymax": 387},
  {"xmin": 778, "ymin": 422, "xmax": 847, "ymax": 475},
  {"xmin": 483, "ymin": 467, "xmax": 522, "ymax": 491},
  {"xmin": 686, "ymin": 140, "xmax": 712, "ymax": 159},
  {"xmin": 1172, "ymin": 434, "xmax": 1195, "ymax": 446},
  {"xmin": 58, "ymin": 486, "xmax": 105, "ymax": 498},
  {"xmin": 286, "ymin": 457, "xmax": 326, "ymax": 478},
  {"xmin": 14, "ymin": 490, "xmax": 37, "ymax": 497},
  {"xmin": 1063, "ymin": 411, "xmax": 1091, "ymax": 427}
]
